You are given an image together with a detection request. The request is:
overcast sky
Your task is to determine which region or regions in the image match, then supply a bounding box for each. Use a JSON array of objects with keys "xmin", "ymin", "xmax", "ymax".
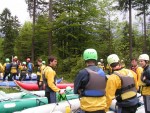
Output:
[
  {"xmin": 0, "ymin": 0, "xmax": 31, "ymax": 25},
  {"xmin": 0, "ymin": 0, "xmax": 143, "ymax": 27}
]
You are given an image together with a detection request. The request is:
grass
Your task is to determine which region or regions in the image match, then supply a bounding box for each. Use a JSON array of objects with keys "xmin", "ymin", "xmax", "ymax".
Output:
[{"xmin": 0, "ymin": 87, "xmax": 20, "ymax": 93}]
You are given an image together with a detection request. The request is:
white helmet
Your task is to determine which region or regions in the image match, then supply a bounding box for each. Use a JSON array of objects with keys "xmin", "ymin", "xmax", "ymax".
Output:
[
  {"xmin": 138, "ymin": 54, "xmax": 149, "ymax": 61},
  {"xmin": 107, "ymin": 54, "xmax": 120, "ymax": 65},
  {"xmin": 100, "ymin": 59, "xmax": 103, "ymax": 62},
  {"xmin": 98, "ymin": 62, "xmax": 101, "ymax": 65}
]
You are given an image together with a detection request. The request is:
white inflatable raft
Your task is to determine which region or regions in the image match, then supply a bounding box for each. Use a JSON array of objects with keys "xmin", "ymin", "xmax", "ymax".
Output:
[
  {"xmin": 13, "ymin": 99, "xmax": 80, "ymax": 113},
  {"xmin": 0, "ymin": 90, "xmax": 45, "ymax": 100},
  {"xmin": 13, "ymin": 93, "xmax": 145, "ymax": 113}
]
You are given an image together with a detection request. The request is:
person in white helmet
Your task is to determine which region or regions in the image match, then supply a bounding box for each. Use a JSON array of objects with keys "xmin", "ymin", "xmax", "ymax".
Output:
[
  {"xmin": 105, "ymin": 54, "xmax": 139, "ymax": 113},
  {"xmin": 138, "ymin": 54, "xmax": 150, "ymax": 113}
]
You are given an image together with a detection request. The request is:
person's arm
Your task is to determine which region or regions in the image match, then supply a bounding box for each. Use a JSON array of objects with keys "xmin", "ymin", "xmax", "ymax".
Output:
[
  {"xmin": 130, "ymin": 70, "xmax": 139, "ymax": 90},
  {"xmin": 45, "ymin": 69, "xmax": 60, "ymax": 92},
  {"xmin": 74, "ymin": 69, "xmax": 89, "ymax": 94},
  {"xmin": 142, "ymin": 68, "xmax": 150, "ymax": 86},
  {"xmin": 136, "ymin": 67, "xmax": 143, "ymax": 86},
  {"xmin": 0, "ymin": 63, "xmax": 4, "ymax": 73},
  {"xmin": 105, "ymin": 75, "xmax": 120, "ymax": 111}
]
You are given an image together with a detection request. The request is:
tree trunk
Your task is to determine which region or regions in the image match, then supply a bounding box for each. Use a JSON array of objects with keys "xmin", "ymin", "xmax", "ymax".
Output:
[
  {"xmin": 48, "ymin": 0, "xmax": 52, "ymax": 56},
  {"xmin": 143, "ymin": 0, "xmax": 147, "ymax": 53},
  {"xmin": 129, "ymin": 0, "xmax": 132, "ymax": 60},
  {"xmin": 32, "ymin": 0, "xmax": 36, "ymax": 63},
  {"xmin": 108, "ymin": 12, "xmax": 111, "ymax": 54}
]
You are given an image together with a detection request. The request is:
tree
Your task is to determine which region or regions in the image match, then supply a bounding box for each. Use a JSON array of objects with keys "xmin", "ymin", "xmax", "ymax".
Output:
[
  {"xmin": 116, "ymin": 0, "xmax": 133, "ymax": 60},
  {"xmin": 133, "ymin": 0, "xmax": 150, "ymax": 53},
  {"xmin": 15, "ymin": 22, "xmax": 32, "ymax": 61},
  {"xmin": 0, "ymin": 8, "xmax": 20, "ymax": 59}
]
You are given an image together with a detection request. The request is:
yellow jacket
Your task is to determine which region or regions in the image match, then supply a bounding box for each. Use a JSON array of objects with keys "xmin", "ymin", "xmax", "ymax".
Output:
[
  {"xmin": 135, "ymin": 67, "xmax": 143, "ymax": 86},
  {"xmin": 3, "ymin": 63, "xmax": 7, "ymax": 72},
  {"xmin": 105, "ymin": 68, "xmax": 138, "ymax": 111},
  {"xmin": 20, "ymin": 65, "xmax": 27, "ymax": 73},
  {"xmin": 39, "ymin": 64, "xmax": 46, "ymax": 81},
  {"xmin": 44, "ymin": 66, "xmax": 60, "ymax": 92},
  {"xmin": 140, "ymin": 84, "xmax": 150, "ymax": 95},
  {"xmin": 80, "ymin": 96, "xmax": 106, "ymax": 111},
  {"xmin": 0, "ymin": 63, "xmax": 4, "ymax": 73},
  {"xmin": 97, "ymin": 64, "xmax": 105, "ymax": 71},
  {"xmin": 139, "ymin": 67, "xmax": 150, "ymax": 95},
  {"xmin": 106, "ymin": 64, "xmax": 112, "ymax": 74}
]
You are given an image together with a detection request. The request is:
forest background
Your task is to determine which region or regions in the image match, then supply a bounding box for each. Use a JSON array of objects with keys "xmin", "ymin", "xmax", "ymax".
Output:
[{"xmin": 0, "ymin": 0, "xmax": 150, "ymax": 82}]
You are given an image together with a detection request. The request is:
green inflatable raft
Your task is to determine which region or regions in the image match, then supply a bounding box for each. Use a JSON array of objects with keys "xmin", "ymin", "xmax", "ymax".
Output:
[
  {"xmin": 0, "ymin": 93, "xmax": 48, "ymax": 113},
  {"xmin": 0, "ymin": 87, "xmax": 79, "ymax": 113}
]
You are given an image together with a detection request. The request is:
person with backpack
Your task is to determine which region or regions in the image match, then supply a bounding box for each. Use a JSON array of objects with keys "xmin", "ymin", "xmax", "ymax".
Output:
[
  {"xmin": 74, "ymin": 48, "xmax": 107, "ymax": 113},
  {"xmin": 105, "ymin": 54, "xmax": 139, "ymax": 113},
  {"xmin": 3, "ymin": 58, "xmax": 11, "ymax": 81},
  {"xmin": 138, "ymin": 54, "xmax": 150, "ymax": 113},
  {"xmin": 9, "ymin": 58, "xmax": 19, "ymax": 81},
  {"xmin": 26, "ymin": 58, "xmax": 34, "ymax": 80},
  {"xmin": 36, "ymin": 58, "xmax": 46, "ymax": 90},
  {"xmin": 0, "ymin": 61, "xmax": 4, "ymax": 79},
  {"xmin": 19, "ymin": 62, "xmax": 27, "ymax": 81}
]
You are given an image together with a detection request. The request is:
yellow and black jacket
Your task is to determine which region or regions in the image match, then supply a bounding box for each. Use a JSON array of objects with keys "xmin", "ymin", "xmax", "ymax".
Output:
[
  {"xmin": 43, "ymin": 66, "xmax": 60, "ymax": 92},
  {"xmin": 105, "ymin": 68, "xmax": 139, "ymax": 111},
  {"xmin": 140, "ymin": 65, "xmax": 150, "ymax": 95}
]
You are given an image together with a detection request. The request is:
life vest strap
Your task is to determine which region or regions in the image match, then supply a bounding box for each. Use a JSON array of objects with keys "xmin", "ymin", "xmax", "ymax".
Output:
[{"xmin": 120, "ymin": 84, "xmax": 135, "ymax": 92}]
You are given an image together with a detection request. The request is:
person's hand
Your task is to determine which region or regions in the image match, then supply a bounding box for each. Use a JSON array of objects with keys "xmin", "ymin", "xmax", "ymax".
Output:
[
  {"xmin": 39, "ymin": 81, "xmax": 42, "ymax": 85},
  {"xmin": 143, "ymin": 76, "xmax": 146, "ymax": 81},
  {"xmin": 59, "ymin": 89, "xmax": 65, "ymax": 94}
]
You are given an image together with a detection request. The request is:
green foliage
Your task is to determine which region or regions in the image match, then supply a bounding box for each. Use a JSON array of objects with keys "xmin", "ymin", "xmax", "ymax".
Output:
[
  {"xmin": 0, "ymin": 0, "xmax": 149, "ymax": 82},
  {"xmin": 14, "ymin": 22, "xmax": 32, "ymax": 61},
  {"xmin": 57, "ymin": 57, "xmax": 85, "ymax": 82},
  {"xmin": 0, "ymin": 38, "xmax": 4, "ymax": 60},
  {"xmin": 0, "ymin": 8, "xmax": 20, "ymax": 59}
]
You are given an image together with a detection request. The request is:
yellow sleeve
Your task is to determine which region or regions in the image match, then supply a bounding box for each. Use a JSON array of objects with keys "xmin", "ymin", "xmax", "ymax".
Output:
[
  {"xmin": 105, "ymin": 75, "xmax": 121, "ymax": 111},
  {"xmin": 39, "ymin": 65, "xmax": 46, "ymax": 81},
  {"xmin": 19, "ymin": 65, "xmax": 22, "ymax": 70},
  {"xmin": 3, "ymin": 63, "xmax": 6, "ymax": 71},
  {"xmin": 45, "ymin": 68, "xmax": 60, "ymax": 92},
  {"xmin": 136, "ymin": 67, "xmax": 143, "ymax": 86},
  {"xmin": 130, "ymin": 70, "xmax": 139, "ymax": 90},
  {"xmin": 0, "ymin": 63, "xmax": 4, "ymax": 73}
]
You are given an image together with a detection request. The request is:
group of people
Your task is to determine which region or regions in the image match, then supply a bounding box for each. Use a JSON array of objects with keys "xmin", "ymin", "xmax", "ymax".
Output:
[
  {"xmin": 0, "ymin": 55, "xmax": 65, "ymax": 105},
  {"xmin": 0, "ymin": 56, "xmax": 34, "ymax": 81},
  {"xmin": 0, "ymin": 49, "xmax": 149, "ymax": 113},
  {"xmin": 74, "ymin": 48, "xmax": 150, "ymax": 113}
]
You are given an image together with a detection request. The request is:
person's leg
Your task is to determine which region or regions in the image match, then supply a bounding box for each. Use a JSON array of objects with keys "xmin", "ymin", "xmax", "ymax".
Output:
[
  {"xmin": 22, "ymin": 74, "xmax": 26, "ymax": 81},
  {"xmin": 3, "ymin": 72, "xmax": 8, "ymax": 81},
  {"xmin": 13, "ymin": 73, "xmax": 16, "ymax": 80},
  {"xmin": 8, "ymin": 73, "xmax": 13, "ymax": 81},
  {"xmin": 45, "ymin": 92, "xmax": 50, "ymax": 103},
  {"xmin": 28, "ymin": 72, "xmax": 32, "ymax": 80},
  {"xmin": 49, "ymin": 91, "xmax": 57, "ymax": 103},
  {"xmin": 143, "ymin": 95, "xmax": 150, "ymax": 113}
]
